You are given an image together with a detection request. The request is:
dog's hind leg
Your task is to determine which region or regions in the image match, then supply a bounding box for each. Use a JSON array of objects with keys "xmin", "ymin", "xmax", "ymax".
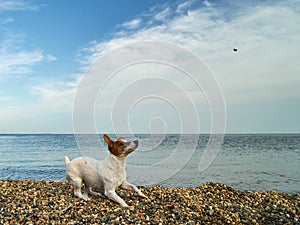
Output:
[
  {"xmin": 85, "ymin": 186, "xmax": 102, "ymax": 197},
  {"xmin": 70, "ymin": 177, "xmax": 89, "ymax": 201}
]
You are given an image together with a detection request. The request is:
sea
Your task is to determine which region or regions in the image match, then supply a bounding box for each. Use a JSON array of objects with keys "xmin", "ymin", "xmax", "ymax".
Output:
[{"xmin": 0, "ymin": 134, "xmax": 299, "ymax": 193}]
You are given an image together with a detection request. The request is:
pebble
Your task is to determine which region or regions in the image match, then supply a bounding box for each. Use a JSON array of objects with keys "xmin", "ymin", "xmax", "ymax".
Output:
[{"xmin": 0, "ymin": 180, "xmax": 299, "ymax": 224}]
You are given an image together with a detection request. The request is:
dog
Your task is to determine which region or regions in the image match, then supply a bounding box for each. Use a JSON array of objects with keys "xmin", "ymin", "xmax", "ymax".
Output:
[{"xmin": 64, "ymin": 134, "xmax": 147, "ymax": 208}]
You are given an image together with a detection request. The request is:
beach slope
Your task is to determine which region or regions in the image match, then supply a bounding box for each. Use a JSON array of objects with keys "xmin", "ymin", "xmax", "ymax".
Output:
[{"xmin": 0, "ymin": 180, "xmax": 299, "ymax": 224}]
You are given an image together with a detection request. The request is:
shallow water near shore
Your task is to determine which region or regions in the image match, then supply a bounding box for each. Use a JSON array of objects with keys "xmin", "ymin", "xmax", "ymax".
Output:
[{"xmin": 0, "ymin": 134, "xmax": 299, "ymax": 193}]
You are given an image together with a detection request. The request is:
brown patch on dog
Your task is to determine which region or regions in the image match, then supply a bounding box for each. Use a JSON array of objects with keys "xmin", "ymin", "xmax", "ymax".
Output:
[{"xmin": 103, "ymin": 135, "xmax": 128, "ymax": 156}]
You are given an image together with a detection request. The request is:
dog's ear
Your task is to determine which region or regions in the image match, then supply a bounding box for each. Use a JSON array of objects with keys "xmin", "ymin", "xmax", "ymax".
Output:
[{"xmin": 103, "ymin": 134, "xmax": 114, "ymax": 150}]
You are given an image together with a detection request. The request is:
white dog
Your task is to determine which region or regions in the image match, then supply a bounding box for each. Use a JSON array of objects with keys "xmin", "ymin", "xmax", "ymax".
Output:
[{"xmin": 64, "ymin": 134, "xmax": 147, "ymax": 208}]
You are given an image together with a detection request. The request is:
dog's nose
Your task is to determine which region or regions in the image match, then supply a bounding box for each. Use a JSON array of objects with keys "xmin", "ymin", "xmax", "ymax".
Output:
[{"xmin": 133, "ymin": 140, "xmax": 138, "ymax": 147}]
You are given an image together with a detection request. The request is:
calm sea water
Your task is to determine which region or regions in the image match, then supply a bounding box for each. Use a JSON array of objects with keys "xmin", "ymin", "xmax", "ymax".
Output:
[{"xmin": 0, "ymin": 134, "xmax": 299, "ymax": 193}]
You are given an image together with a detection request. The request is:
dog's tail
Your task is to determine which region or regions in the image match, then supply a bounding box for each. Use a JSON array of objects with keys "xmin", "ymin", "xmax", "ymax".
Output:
[{"xmin": 64, "ymin": 156, "xmax": 70, "ymax": 166}]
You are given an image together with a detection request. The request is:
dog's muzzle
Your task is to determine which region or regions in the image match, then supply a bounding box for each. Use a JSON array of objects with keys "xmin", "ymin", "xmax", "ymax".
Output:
[{"xmin": 133, "ymin": 140, "xmax": 138, "ymax": 148}]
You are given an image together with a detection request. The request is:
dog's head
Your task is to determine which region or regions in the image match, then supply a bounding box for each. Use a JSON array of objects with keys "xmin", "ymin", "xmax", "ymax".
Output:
[{"xmin": 103, "ymin": 134, "xmax": 138, "ymax": 157}]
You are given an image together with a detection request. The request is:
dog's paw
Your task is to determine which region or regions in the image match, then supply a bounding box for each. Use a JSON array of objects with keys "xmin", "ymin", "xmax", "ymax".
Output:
[
  {"xmin": 79, "ymin": 196, "xmax": 89, "ymax": 201},
  {"xmin": 82, "ymin": 193, "xmax": 89, "ymax": 201},
  {"xmin": 120, "ymin": 204, "xmax": 130, "ymax": 209},
  {"xmin": 128, "ymin": 205, "xmax": 134, "ymax": 210},
  {"xmin": 137, "ymin": 192, "xmax": 147, "ymax": 198}
]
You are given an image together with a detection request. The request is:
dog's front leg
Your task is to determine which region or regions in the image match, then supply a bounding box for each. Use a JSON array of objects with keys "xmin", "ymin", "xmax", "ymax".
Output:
[
  {"xmin": 105, "ymin": 189, "xmax": 129, "ymax": 208},
  {"xmin": 121, "ymin": 181, "xmax": 147, "ymax": 198}
]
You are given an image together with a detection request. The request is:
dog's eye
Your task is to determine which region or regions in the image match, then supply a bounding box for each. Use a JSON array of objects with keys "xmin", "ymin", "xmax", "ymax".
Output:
[{"xmin": 119, "ymin": 142, "xmax": 124, "ymax": 146}]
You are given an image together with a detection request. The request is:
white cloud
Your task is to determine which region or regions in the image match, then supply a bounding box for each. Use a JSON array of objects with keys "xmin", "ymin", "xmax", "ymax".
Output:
[
  {"xmin": 203, "ymin": 0, "xmax": 212, "ymax": 8},
  {"xmin": 0, "ymin": 33, "xmax": 57, "ymax": 76},
  {"xmin": 80, "ymin": 1, "xmax": 300, "ymax": 102},
  {"xmin": 26, "ymin": 73, "xmax": 83, "ymax": 115},
  {"xmin": 0, "ymin": 49, "xmax": 57, "ymax": 75},
  {"xmin": 176, "ymin": 0, "xmax": 194, "ymax": 14},
  {"xmin": 122, "ymin": 18, "xmax": 142, "ymax": 29},
  {"xmin": 72, "ymin": 0, "xmax": 300, "ymax": 133},
  {"xmin": 153, "ymin": 7, "xmax": 171, "ymax": 21},
  {"xmin": 0, "ymin": 0, "xmax": 39, "ymax": 11},
  {"xmin": 35, "ymin": 86, "xmax": 75, "ymax": 111},
  {"xmin": 45, "ymin": 54, "xmax": 57, "ymax": 62},
  {"xmin": 4, "ymin": 0, "xmax": 298, "ymax": 133},
  {"xmin": 0, "ymin": 50, "xmax": 43, "ymax": 75},
  {"xmin": 0, "ymin": 73, "xmax": 78, "ymax": 133},
  {"xmin": 1, "ymin": 17, "xmax": 14, "ymax": 24}
]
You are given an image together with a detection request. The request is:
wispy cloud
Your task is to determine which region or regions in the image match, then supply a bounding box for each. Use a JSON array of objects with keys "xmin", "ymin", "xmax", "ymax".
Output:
[
  {"xmin": 176, "ymin": 0, "xmax": 195, "ymax": 13},
  {"xmin": 31, "ymin": 74, "xmax": 82, "ymax": 112},
  {"xmin": 0, "ymin": 50, "xmax": 43, "ymax": 75},
  {"xmin": 0, "ymin": 1, "xmax": 52, "ymax": 76},
  {"xmin": 0, "ymin": 0, "xmax": 39, "ymax": 11},
  {"xmin": 45, "ymin": 54, "xmax": 57, "ymax": 62},
  {"xmin": 203, "ymin": 0, "xmax": 212, "ymax": 8},
  {"xmin": 122, "ymin": 18, "xmax": 142, "ymax": 29},
  {"xmin": 0, "ymin": 48, "xmax": 57, "ymax": 76},
  {"xmin": 1, "ymin": 17, "xmax": 14, "ymax": 24},
  {"xmin": 73, "ymin": 0, "xmax": 300, "ymax": 129},
  {"xmin": 2, "ymin": 0, "xmax": 298, "ymax": 133},
  {"xmin": 153, "ymin": 7, "xmax": 171, "ymax": 21},
  {"xmin": 35, "ymin": 86, "xmax": 76, "ymax": 111}
]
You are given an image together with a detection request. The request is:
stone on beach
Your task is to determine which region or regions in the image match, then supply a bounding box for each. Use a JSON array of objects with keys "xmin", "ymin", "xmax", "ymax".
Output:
[{"xmin": 0, "ymin": 180, "xmax": 299, "ymax": 224}]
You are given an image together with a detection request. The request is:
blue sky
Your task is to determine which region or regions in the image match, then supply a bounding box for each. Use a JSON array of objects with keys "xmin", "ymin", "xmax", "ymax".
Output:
[{"xmin": 0, "ymin": 0, "xmax": 299, "ymax": 133}]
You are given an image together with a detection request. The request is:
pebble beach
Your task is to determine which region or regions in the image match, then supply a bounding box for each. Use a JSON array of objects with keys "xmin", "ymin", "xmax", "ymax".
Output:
[{"xmin": 0, "ymin": 180, "xmax": 299, "ymax": 224}]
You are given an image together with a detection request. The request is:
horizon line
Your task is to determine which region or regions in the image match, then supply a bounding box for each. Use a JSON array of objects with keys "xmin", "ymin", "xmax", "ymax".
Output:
[{"xmin": 0, "ymin": 132, "xmax": 299, "ymax": 135}]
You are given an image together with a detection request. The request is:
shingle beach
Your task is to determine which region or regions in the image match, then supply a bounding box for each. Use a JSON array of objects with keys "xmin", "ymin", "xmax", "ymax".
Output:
[{"xmin": 0, "ymin": 180, "xmax": 299, "ymax": 224}]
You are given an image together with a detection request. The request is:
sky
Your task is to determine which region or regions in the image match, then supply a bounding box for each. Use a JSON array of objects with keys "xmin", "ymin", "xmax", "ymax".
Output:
[{"xmin": 0, "ymin": 0, "xmax": 299, "ymax": 134}]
